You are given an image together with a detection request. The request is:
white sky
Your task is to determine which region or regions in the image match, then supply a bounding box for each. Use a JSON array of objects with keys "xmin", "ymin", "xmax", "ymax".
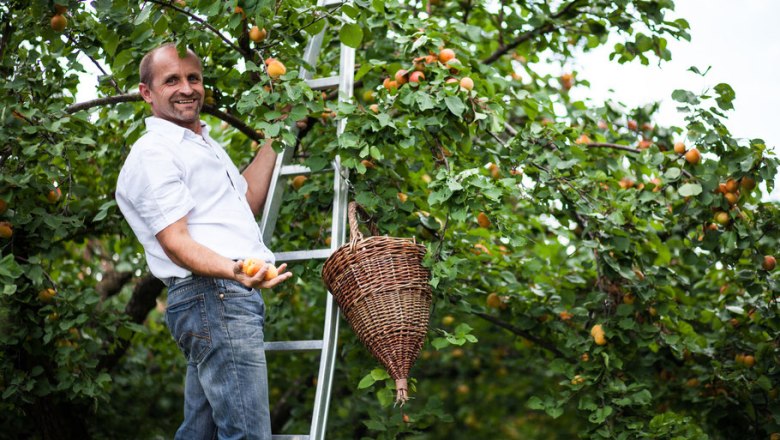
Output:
[{"xmin": 564, "ymin": 0, "xmax": 780, "ymax": 201}]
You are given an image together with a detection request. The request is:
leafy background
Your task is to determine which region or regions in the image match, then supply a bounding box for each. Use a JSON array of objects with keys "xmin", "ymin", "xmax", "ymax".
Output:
[{"xmin": 1, "ymin": 1, "xmax": 778, "ymax": 439}]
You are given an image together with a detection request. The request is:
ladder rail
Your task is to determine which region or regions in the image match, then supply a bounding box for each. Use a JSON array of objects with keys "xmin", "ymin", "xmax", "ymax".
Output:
[{"xmin": 259, "ymin": 0, "xmax": 355, "ymax": 438}]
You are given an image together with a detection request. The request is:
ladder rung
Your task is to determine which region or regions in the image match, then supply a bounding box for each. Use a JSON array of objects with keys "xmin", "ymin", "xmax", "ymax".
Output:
[
  {"xmin": 272, "ymin": 436, "xmax": 309, "ymax": 440},
  {"xmin": 266, "ymin": 340, "xmax": 323, "ymax": 352},
  {"xmin": 274, "ymin": 249, "xmax": 332, "ymax": 262},
  {"xmin": 280, "ymin": 164, "xmax": 334, "ymax": 177},
  {"xmin": 305, "ymin": 76, "xmax": 340, "ymax": 90}
]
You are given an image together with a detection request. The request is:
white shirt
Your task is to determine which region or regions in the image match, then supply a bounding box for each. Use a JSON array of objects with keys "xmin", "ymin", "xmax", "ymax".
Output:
[{"xmin": 116, "ymin": 117, "xmax": 274, "ymax": 280}]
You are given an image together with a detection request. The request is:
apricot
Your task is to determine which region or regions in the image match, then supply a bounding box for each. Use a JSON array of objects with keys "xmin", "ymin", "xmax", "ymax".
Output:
[
  {"xmin": 291, "ymin": 175, "xmax": 307, "ymax": 190},
  {"xmin": 249, "ymin": 26, "xmax": 267, "ymax": 43},
  {"xmin": 51, "ymin": 14, "xmax": 67, "ymax": 32},
  {"xmin": 266, "ymin": 60, "xmax": 286, "ymax": 78},
  {"xmin": 459, "ymin": 77, "xmax": 474, "ymax": 91},
  {"xmin": 476, "ymin": 212, "xmax": 490, "ymax": 228},
  {"xmin": 590, "ymin": 324, "xmax": 607, "ymax": 345},
  {"xmin": 438, "ymin": 48, "xmax": 456, "ymax": 63}
]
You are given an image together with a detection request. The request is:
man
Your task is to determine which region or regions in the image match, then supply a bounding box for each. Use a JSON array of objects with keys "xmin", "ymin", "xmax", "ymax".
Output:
[{"xmin": 116, "ymin": 43, "xmax": 291, "ymax": 440}]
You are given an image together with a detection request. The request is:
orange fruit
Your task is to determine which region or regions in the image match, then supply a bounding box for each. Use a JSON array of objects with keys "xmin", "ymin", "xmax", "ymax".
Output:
[
  {"xmin": 38, "ymin": 288, "xmax": 56, "ymax": 303},
  {"xmin": 763, "ymin": 255, "xmax": 776, "ymax": 271},
  {"xmin": 684, "ymin": 148, "xmax": 701, "ymax": 165},
  {"xmin": 590, "ymin": 324, "xmax": 606, "ymax": 345},
  {"xmin": 476, "ymin": 212, "xmax": 490, "ymax": 228},
  {"xmin": 249, "ymin": 26, "xmax": 267, "ymax": 43},
  {"xmin": 0, "ymin": 221, "xmax": 12, "ymax": 238},
  {"xmin": 264, "ymin": 264, "xmax": 278, "ymax": 281},
  {"xmin": 673, "ymin": 142, "xmax": 686, "ymax": 154},
  {"xmin": 438, "ymin": 48, "xmax": 456, "ymax": 63},
  {"xmin": 459, "ymin": 77, "xmax": 474, "ymax": 91},
  {"xmin": 51, "ymin": 14, "xmax": 67, "ymax": 32},
  {"xmin": 242, "ymin": 258, "xmax": 262, "ymax": 277},
  {"xmin": 266, "ymin": 60, "xmax": 286, "ymax": 78},
  {"xmin": 291, "ymin": 175, "xmax": 307, "ymax": 190}
]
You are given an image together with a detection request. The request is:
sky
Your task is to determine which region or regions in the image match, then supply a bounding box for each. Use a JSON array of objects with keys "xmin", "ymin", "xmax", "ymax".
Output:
[{"xmin": 563, "ymin": 0, "xmax": 780, "ymax": 201}]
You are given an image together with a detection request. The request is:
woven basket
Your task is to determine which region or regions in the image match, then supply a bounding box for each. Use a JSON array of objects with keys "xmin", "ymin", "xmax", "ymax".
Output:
[{"xmin": 322, "ymin": 202, "xmax": 432, "ymax": 404}]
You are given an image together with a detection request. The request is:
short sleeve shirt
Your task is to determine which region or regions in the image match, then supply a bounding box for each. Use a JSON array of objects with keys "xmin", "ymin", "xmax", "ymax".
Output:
[{"xmin": 116, "ymin": 117, "xmax": 274, "ymax": 280}]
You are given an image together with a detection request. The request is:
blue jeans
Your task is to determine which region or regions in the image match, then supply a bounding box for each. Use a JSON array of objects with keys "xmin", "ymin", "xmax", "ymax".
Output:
[{"xmin": 165, "ymin": 276, "xmax": 272, "ymax": 440}]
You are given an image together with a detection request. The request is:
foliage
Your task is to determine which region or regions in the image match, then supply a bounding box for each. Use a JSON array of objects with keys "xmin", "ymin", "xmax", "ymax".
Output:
[{"xmin": 1, "ymin": 0, "xmax": 778, "ymax": 439}]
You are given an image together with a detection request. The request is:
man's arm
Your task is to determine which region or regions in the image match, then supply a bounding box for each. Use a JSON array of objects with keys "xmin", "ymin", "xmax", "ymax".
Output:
[
  {"xmin": 242, "ymin": 138, "xmax": 277, "ymax": 216},
  {"xmin": 156, "ymin": 216, "xmax": 291, "ymax": 288}
]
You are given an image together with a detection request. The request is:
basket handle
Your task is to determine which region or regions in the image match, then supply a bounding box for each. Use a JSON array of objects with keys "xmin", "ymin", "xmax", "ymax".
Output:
[{"xmin": 348, "ymin": 202, "xmax": 379, "ymax": 250}]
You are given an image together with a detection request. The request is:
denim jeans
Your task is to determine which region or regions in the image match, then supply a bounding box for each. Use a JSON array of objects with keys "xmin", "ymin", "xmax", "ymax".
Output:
[{"xmin": 165, "ymin": 276, "xmax": 272, "ymax": 440}]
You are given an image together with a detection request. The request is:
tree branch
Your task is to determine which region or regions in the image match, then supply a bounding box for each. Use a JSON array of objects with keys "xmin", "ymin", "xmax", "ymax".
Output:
[
  {"xmin": 96, "ymin": 269, "xmax": 134, "ymax": 301},
  {"xmin": 473, "ymin": 311, "xmax": 568, "ymax": 359},
  {"xmin": 481, "ymin": 0, "xmax": 585, "ymax": 65},
  {"xmin": 98, "ymin": 274, "xmax": 165, "ymax": 371},
  {"xmin": 65, "ymin": 93, "xmax": 265, "ymax": 142}
]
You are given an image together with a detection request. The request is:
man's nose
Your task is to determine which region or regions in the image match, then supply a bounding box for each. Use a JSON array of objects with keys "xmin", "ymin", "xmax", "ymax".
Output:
[{"xmin": 179, "ymin": 79, "xmax": 194, "ymax": 95}]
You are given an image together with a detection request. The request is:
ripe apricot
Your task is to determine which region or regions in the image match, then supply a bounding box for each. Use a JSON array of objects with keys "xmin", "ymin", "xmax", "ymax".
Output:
[
  {"xmin": 590, "ymin": 324, "xmax": 606, "ymax": 345},
  {"xmin": 740, "ymin": 176, "xmax": 756, "ymax": 191},
  {"xmin": 266, "ymin": 60, "xmax": 286, "ymax": 78},
  {"xmin": 575, "ymin": 134, "xmax": 591, "ymax": 145},
  {"xmin": 673, "ymin": 142, "xmax": 686, "ymax": 154},
  {"xmin": 486, "ymin": 293, "xmax": 502, "ymax": 309},
  {"xmin": 409, "ymin": 71, "xmax": 425, "ymax": 83},
  {"xmin": 249, "ymin": 26, "xmax": 267, "ymax": 43},
  {"xmin": 47, "ymin": 187, "xmax": 61, "ymax": 204},
  {"xmin": 397, "ymin": 192, "xmax": 408, "ymax": 203},
  {"xmin": 242, "ymin": 258, "xmax": 262, "ymax": 277},
  {"xmin": 684, "ymin": 148, "xmax": 701, "ymax": 165},
  {"xmin": 476, "ymin": 212, "xmax": 490, "ymax": 228},
  {"xmin": 560, "ymin": 73, "xmax": 573, "ymax": 90},
  {"xmin": 627, "ymin": 119, "xmax": 638, "ymax": 131},
  {"xmin": 38, "ymin": 288, "xmax": 56, "ymax": 303},
  {"xmin": 714, "ymin": 211, "xmax": 730, "ymax": 226},
  {"xmin": 360, "ymin": 159, "xmax": 375, "ymax": 169},
  {"xmin": 571, "ymin": 375, "xmax": 585, "ymax": 385},
  {"xmin": 51, "ymin": 14, "xmax": 67, "ymax": 32},
  {"xmin": 264, "ymin": 264, "xmax": 278, "ymax": 281},
  {"xmin": 291, "ymin": 175, "xmax": 307, "ymax": 190},
  {"xmin": 0, "ymin": 221, "xmax": 12, "ymax": 238},
  {"xmin": 763, "ymin": 255, "xmax": 776, "ymax": 271},
  {"xmin": 724, "ymin": 192, "xmax": 738, "ymax": 205},
  {"xmin": 725, "ymin": 178, "xmax": 739, "ymax": 193},
  {"xmin": 394, "ymin": 69, "xmax": 408, "ymax": 85},
  {"xmin": 438, "ymin": 48, "xmax": 456, "ymax": 63},
  {"xmin": 459, "ymin": 77, "xmax": 474, "ymax": 91},
  {"xmin": 369, "ymin": 104, "xmax": 379, "ymax": 113}
]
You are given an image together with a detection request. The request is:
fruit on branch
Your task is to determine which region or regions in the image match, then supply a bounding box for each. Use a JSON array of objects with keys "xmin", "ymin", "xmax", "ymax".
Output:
[
  {"xmin": 394, "ymin": 69, "xmax": 408, "ymax": 85},
  {"xmin": 575, "ymin": 134, "xmax": 591, "ymax": 145},
  {"xmin": 47, "ymin": 187, "xmax": 61, "ymax": 204},
  {"xmin": 409, "ymin": 71, "xmax": 425, "ymax": 83},
  {"xmin": 725, "ymin": 178, "xmax": 739, "ymax": 193},
  {"xmin": 714, "ymin": 211, "xmax": 730, "ymax": 226},
  {"xmin": 291, "ymin": 175, "xmax": 307, "ymax": 190},
  {"xmin": 684, "ymin": 148, "xmax": 701, "ymax": 164},
  {"xmin": 51, "ymin": 14, "xmax": 67, "ymax": 32},
  {"xmin": 38, "ymin": 288, "xmax": 56, "ymax": 303},
  {"xmin": 763, "ymin": 255, "xmax": 776, "ymax": 271},
  {"xmin": 459, "ymin": 77, "xmax": 474, "ymax": 91},
  {"xmin": 476, "ymin": 212, "xmax": 491, "ymax": 228},
  {"xmin": 362, "ymin": 90, "xmax": 375, "ymax": 102},
  {"xmin": 627, "ymin": 119, "xmax": 638, "ymax": 131},
  {"xmin": 369, "ymin": 104, "xmax": 379, "ymax": 113},
  {"xmin": 590, "ymin": 324, "xmax": 607, "ymax": 345},
  {"xmin": 560, "ymin": 73, "xmax": 573, "ymax": 90},
  {"xmin": 638, "ymin": 139, "xmax": 652, "ymax": 149},
  {"xmin": 249, "ymin": 26, "xmax": 267, "ymax": 43},
  {"xmin": 673, "ymin": 142, "xmax": 686, "ymax": 154},
  {"xmin": 618, "ymin": 177, "xmax": 634, "ymax": 189},
  {"xmin": 740, "ymin": 176, "xmax": 756, "ymax": 191},
  {"xmin": 397, "ymin": 193, "xmax": 408, "ymax": 203},
  {"xmin": 0, "ymin": 221, "xmax": 12, "ymax": 238},
  {"xmin": 438, "ymin": 48, "xmax": 456, "ymax": 63},
  {"xmin": 266, "ymin": 60, "xmax": 286, "ymax": 78}
]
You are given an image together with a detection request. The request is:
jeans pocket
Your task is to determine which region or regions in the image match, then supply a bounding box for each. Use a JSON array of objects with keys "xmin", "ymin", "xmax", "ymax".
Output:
[{"xmin": 166, "ymin": 294, "xmax": 212, "ymax": 364}]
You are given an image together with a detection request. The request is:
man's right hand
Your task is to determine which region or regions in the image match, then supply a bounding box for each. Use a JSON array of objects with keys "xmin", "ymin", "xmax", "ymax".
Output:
[{"xmin": 234, "ymin": 261, "xmax": 292, "ymax": 289}]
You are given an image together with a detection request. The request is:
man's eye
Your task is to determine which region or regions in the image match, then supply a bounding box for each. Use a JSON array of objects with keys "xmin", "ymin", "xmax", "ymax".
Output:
[
  {"xmin": 189, "ymin": 76, "xmax": 201, "ymax": 83},
  {"xmin": 166, "ymin": 78, "xmax": 177, "ymax": 85}
]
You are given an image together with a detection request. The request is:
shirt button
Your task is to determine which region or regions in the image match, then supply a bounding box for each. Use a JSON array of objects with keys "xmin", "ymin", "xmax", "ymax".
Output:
[{"xmin": 219, "ymin": 293, "xmax": 225, "ymax": 300}]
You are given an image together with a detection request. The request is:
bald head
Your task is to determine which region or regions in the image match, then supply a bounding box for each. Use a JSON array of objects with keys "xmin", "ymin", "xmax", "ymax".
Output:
[{"xmin": 139, "ymin": 43, "xmax": 202, "ymax": 88}]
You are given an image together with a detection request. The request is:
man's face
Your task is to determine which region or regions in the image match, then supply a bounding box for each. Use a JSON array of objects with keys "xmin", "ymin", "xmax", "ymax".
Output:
[{"xmin": 139, "ymin": 47, "xmax": 205, "ymax": 132}]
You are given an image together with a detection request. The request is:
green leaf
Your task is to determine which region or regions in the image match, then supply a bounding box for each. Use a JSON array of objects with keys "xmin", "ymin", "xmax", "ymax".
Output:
[
  {"xmin": 358, "ymin": 373, "xmax": 376, "ymax": 389},
  {"xmin": 677, "ymin": 183, "xmax": 702, "ymax": 197},
  {"xmin": 444, "ymin": 96, "xmax": 466, "ymax": 117},
  {"xmin": 339, "ymin": 24, "xmax": 364, "ymax": 49}
]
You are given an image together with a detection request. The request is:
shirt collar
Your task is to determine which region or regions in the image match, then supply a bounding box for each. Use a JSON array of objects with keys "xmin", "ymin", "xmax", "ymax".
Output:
[{"xmin": 145, "ymin": 117, "xmax": 210, "ymax": 144}]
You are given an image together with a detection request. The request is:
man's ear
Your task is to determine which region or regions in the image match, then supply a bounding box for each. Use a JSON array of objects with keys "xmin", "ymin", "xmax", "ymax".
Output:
[{"xmin": 139, "ymin": 83, "xmax": 153, "ymax": 104}]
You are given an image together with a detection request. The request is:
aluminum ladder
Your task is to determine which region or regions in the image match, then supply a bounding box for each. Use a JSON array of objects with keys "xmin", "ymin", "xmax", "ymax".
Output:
[{"xmin": 258, "ymin": 0, "xmax": 355, "ymax": 438}]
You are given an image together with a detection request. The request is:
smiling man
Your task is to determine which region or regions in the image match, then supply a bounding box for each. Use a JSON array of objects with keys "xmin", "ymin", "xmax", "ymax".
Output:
[{"xmin": 116, "ymin": 43, "xmax": 290, "ymax": 440}]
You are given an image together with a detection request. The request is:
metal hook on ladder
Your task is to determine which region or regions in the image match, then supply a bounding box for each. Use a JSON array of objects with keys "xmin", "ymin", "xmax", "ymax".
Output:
[{"xmin": 257, "ymin": 0, "xmax": 355, "ymax": 438}]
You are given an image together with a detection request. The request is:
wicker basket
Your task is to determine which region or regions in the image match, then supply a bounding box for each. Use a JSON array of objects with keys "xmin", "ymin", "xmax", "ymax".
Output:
[{"xmin": 321, "ymin": 202, "xmax": 432, "ymax": 404}]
